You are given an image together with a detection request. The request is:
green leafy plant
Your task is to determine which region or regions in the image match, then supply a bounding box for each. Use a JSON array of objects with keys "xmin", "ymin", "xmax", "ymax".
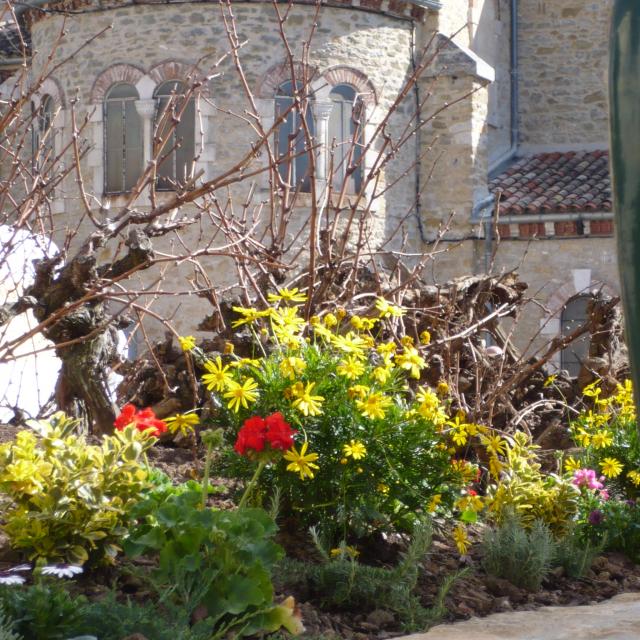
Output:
[
  {"xmin": 275, "ymin": 520, "xmax": 464, "ymax": 631},
  {"xmin": 553, "ymin": 526, "xmax": 603, "ymax": 578},
  {"xmin": 575, "ymin": 494, "xmax": 640, "ymax": 562},
  {"xmin": 484, "ymin": 432, "xmax": 579, "ymax": 535},
  {"xmin": 0, "ymin": 413, "xmax": 155, "ymax": 564},
  {"xmin": 0, "ymin": 583, "xmax": 86, "ymax": 640},
  {"xmin": 481, "ymin": 514, "xmax": 557, "ymax": 592},
  {"xmin": 124, "ymin": 482, "xmax": 302, "ymax": 638},
  {"xmin": 186, "ymin": 296, "xmax": 464, "ymax": 542},
  {"xmin": 0, "ymin": 605, "xmax": 21, "ymax": 640}
]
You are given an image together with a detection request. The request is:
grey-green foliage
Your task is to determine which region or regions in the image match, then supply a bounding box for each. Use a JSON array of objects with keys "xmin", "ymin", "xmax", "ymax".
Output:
[
  {"xmin": 0, "ymin": 605, "xmax": 21, "ymax": 640},
  {"xmin": 554, "ymin": 529, "xmax": 603, "ymax": 579},
  {"xmin": 482, "ymin": 515, "xmax": 557, "ymax": 592},
  {"xmin": 276, "ymin": 520, "xmax": 465, "ymax": 632}
]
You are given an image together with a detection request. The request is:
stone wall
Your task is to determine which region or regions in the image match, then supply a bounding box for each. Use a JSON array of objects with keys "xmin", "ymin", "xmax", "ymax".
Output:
[
  {"xmin": 489, "ymin": 234, "xmax": 619, "ymax": 360},
  {"xmin": 518, "ymin": 0, "xmax": 612, "ymax": 149},
  {"xmin": 27, "ymin": 2, "xmax": 422, "ymax": 337},
  {"xmin": 472, "ymin": 0, "xmax": 512, "ymax": 165}
]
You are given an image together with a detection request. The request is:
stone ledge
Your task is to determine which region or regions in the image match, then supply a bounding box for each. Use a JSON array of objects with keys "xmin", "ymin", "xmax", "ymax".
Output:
[{"xmin": 23, "ymin": 0, "xmax": 440, "ymax": 27}]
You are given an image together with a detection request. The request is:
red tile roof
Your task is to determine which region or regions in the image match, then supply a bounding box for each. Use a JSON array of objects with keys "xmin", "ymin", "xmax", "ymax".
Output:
[{"xmin": 490, "ymin": 150, "xmax": 611, "ymax": 215}]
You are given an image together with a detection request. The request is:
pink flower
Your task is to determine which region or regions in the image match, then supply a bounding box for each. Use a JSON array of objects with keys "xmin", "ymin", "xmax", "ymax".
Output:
[{"xmin": 572, "ymin": 468, "xmax": 604, "ymax": 491}]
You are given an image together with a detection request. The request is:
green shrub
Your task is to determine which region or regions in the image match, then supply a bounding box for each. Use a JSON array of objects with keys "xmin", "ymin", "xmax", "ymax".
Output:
[
  {"xmin": 188, "ymin": 296, "xmax": 464, "ymax": 542},
  {"xmin": 481, "ymin": 515, "xmax": 557, "ymax": 592},
  {"xmin": 553, "ymin": 528, "xmax": 602, "ymax": 578},
  {"xmin": 0, "ymin": 413, "xmax": 154, "ymax": 564},
  {"xmin": 0, "ymin": 583, "xmax": 86, "ymax": 640},
  {"xmin": 123, "ymin": 482, "xmax": 302, "ymax": 638}
]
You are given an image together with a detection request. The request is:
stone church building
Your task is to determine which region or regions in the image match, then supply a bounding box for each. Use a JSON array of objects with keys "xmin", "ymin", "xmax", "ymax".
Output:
[{"xmin": 0, "ymin": 0, "xmax": 615, "ymax": 374}]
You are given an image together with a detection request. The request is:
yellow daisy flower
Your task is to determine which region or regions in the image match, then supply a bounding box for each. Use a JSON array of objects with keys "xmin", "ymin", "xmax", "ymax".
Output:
[
  {"xmin": 337, "ymin": 355, "xmax": 366, "ymax": 380},
  {"xmin": 356, "ymin": 392, "xmax": 392, "ymax": 420},
  {"xmin": 343, "ymin": 439, "xmax": 367, "ymax": 460},
  {"xmin": 202, "ymin": 356, "xmax": 234, "ymax": 392},
  {"xmin": 223, "ymin": 378, "xmax": 259, "ymax": 412},
  {"xmin": 291, "ymin": 382, "xmax": 324, "ymax": 416},
  {"xmin": 600, "ymin": 457, "xmax": 623, "ymax": 478},
  {"xmin": 165, "ymin": 412, "xmax": 200, "ymax": 436},
  {"xmin": 178, "ymin": 335, "xmax": 196, "ymax": 351},
  {"xmin": 284, "ymin": 441, "xmax": 320, "ymax": 480},
  {"xmin": 267, "ymin": 287, "xmax": 307, "ymax": 304}
]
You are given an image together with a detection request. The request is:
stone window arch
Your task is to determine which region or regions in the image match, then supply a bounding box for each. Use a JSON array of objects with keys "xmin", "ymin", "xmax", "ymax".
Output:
[
  {"xmin": 153, "ymin": 80, "xmax": 196, "ymax": 191},
  {"xmin": 104, "ymin": 83, "xmax": 143, "ymax": 194}
]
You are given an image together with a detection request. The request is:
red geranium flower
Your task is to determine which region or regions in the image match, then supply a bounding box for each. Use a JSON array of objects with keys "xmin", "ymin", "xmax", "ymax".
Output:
[
  {"xmin": 114, "ymin": 403, "xmax": 167, "ymax": 438},
  {"xmin": 264, "ymin": 412, "xmax": 296, "ymax": 450},
  {"xmin": 234, "ymin": 416, "xmax": 267, "ymax": 455},
  {"xmin": 234, "ymin": 412, "xmax": 297, "ymax": 456}
]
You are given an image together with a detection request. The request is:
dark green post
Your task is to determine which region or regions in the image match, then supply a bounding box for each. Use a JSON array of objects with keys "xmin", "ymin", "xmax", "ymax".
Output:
[{"xmin": 609, "ymin": 1, "xmax": 640, "ymax": 423}]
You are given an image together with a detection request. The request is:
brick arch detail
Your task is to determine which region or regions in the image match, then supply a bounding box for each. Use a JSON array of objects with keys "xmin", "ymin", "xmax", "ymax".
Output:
[
  {"xmin": 256, "ymin": 61, "xmax": 318, "ymax": 98},
  {"xmin": 148, "ymin": 60, "xmax": 209, "ymax": 96},
  {"xmin": 36, "ymin": 76, "xmax": 66, "ymax": 108},
  {"xmin": 322, "ymin": 66, "xmax": 377, "ymax": 106},
  {"xmin": 546, "ymin": 273, "xmax": 618, "ymax": 320},
  {"xmin": 91, "ymin": 63, "xmax": 146, "ymax": 103}
]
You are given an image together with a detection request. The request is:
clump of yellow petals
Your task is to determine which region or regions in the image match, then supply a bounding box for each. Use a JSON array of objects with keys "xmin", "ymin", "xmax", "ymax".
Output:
[
  {"xmin": 166, "ymin": 412, "xmax": 200, "ymax": 436},
  {"xmin": 231, "ymin": 306, "xmax": 270, "ymax": 328},
  {"xmin": 395, "ymin": 345, "xmax": 426, "ymax": 379},
  {"xmin": 375, "ymin": 297, "xmax": 405, "ymax": 318},
  {"xmin": 627, "ymin": 470, "xmax": 640, "ymax": 486},
  {"xmin": 279, "ymin": 356, "xmax": 307, "ymax": 381},
  {"xmin": 178, "ymin": 335, "xmax": 196, "ymax": 352},
  {"xmin": 348, "ymin": 385, "xmax": 370, "ymax": 400},
  {"xmin": 564, "ymin": 456, "xmax": 582, "ymax": 473},
  {"xmin": 350, "ymin": 315, "xmax": 378, "ymax": 331},
  {"xmin": 331, "ymin": 331, "xmax": 368, "ymax": 357},
  {"xmin": 267, "ymin": 287, "xmax": 307, "ymax": 304},
  {"xmin": 427, "ymin": 494, "xmax": 442, "ymax": 513},
  {"xmin": 356, "ymin": 392, "xmax": 392, "ymax": 420},
  {"xmin": 453, "ymin": 524, "xmax": 470, "ymax": 555}
]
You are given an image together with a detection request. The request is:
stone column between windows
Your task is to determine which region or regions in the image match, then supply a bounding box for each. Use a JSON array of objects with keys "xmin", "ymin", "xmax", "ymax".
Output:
[
  {"xmin": 134, "ymin": 99, "xmax": 156, "ymax": 168},
  {"xmin": 255, "ymin": 98, "xmax": 276, "ymax": 190},
  {"xmin": 311, "ymin": 100, "xmax": 333, "ymax": 187}
]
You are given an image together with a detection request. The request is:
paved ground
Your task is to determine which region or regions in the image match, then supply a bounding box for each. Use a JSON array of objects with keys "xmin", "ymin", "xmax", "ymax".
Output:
[{"xmin": 400, "ymin": 593, "xmax": 640, "ymax": 640}]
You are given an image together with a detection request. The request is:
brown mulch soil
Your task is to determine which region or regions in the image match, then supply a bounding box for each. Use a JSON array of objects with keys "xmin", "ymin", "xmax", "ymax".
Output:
[{"xmin": 1, "ymin": 424, "xmax": 639, "ymax": 639}]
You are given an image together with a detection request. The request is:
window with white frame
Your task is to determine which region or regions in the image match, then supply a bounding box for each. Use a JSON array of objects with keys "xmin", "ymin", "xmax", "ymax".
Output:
[
  {"xmin": 560, "ymin": 295, "xmax": 591, "ymax": 377},
  {"xmin": 104, "ymin": 83, "xmax": 143, "ymax": 194},
  {"xmin": 328, "ymin": 84, "xmax": 363, "ymax": 193},
  {"xmin": 154, "ymin": 80, "xmax": 196, "ymax": 191},
  {"xmin": 275, "ymin": 80, "xmax": 315, "ymax": 193}
]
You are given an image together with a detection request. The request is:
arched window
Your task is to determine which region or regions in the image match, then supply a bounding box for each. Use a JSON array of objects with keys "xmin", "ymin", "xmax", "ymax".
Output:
[
  {"xmin": 104, "ymin": 83, "xmax": 143, "ymax": 194},
  {"xmin": 31, "ymin": 94, "xmax": 54, "ymax": 170},
  {"xmin": 328, "ymin": 84, "xmax": 363, "ymax": 193},
  {"xmin": 561, "ymin": 295, "xmax": 591, "ymax": 377},
  {"xmin": 154, "ymin": 80, "xmax": 196, "ymax": 191},
  {"xmin": 275, "ymin": 81, "xmax": 314, "ymax": 192}
]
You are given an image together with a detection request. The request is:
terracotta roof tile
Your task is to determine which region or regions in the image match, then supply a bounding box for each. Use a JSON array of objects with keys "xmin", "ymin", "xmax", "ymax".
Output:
[{"xmin": 490, "ymin": 150, "xmax": 611, "ymax": 215}]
